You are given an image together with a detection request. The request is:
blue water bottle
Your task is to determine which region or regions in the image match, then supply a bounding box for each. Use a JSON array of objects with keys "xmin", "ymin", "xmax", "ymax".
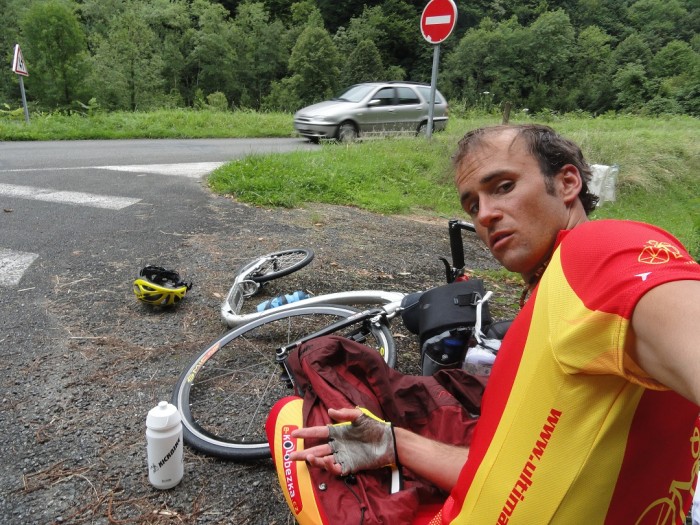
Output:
[{"xmin": 256, "ymin": 291, "xmax": 310, "ymax": 311}]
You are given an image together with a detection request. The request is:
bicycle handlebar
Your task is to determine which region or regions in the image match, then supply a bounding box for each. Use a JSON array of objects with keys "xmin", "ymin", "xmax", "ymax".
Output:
[{"xmin": 446, "ymin": 219, "xmax": 476, "ymax": 282}]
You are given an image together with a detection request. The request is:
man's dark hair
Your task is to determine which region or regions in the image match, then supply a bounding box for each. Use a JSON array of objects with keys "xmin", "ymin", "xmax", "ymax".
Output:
[{"xmin": 453, "ymin": 124, "xmax": 599, "ymax": 215}]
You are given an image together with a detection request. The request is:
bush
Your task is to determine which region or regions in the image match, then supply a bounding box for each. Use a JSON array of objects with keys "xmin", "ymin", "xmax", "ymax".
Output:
[
  {"xmin": 0, "ymin": 103, "xmax": 27, "ymax": 119},
  {"xmin": 643, "ymin": 96, "xmax": 683, "ymax": 116},
  {"xmin": 207, "ymin": 92, "xmax": 229, "ymax": 111}
]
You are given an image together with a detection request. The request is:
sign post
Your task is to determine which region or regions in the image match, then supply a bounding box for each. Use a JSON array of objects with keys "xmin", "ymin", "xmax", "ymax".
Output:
[
  {"xmin": 11, "ymin": 44, "xmax": 30, "ymax": 124},
  {"xmin": 420, "ymin": 0, "xmax": 457, "ymax": 138}
]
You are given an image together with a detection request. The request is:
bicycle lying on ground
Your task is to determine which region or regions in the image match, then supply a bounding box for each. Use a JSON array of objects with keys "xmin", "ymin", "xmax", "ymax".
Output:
[{"xmin": 172, "ymin": 220, "xmax": 488, "ymax": 460}]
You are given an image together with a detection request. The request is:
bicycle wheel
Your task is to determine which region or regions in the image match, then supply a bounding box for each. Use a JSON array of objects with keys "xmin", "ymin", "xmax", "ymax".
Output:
[
  {"xmin": 244, "ymin": 248, "xmax": 314, "ymax": 283},
  {"xmin": 172, "ymin": 305, "xmax": 396, "ymax": 460}
]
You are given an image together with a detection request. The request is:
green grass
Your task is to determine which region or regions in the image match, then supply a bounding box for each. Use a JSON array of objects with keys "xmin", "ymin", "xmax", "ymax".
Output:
[
  {"xmin": 0, "ymin": 108, "xmax": 295, "ymax": 140},
  {"xmin": 2, "ymin": 109, "xmax": 697, "ymax": 257},
  {"xmin": 208, "ymin": 138, "xmax": 460, "ymax": 214},
  {"xmin": 209, "ymin": 113, "xmax": 699, "ymax": 257}
]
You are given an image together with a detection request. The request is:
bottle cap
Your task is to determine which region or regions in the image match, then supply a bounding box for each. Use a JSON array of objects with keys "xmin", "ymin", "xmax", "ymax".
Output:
[
  {"xmin": 442, "ymin": 337, "xmax": 464, "ymax": 349},
  {"xmin": 146, "ymin": 401, "xmax": 181, "ymax": 430}
]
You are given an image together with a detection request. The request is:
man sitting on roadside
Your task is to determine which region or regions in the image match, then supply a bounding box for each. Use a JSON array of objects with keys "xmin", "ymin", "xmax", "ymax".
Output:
[{"xmin": 270, "ymin": 124, "xmax": 700, "ymax": 524}]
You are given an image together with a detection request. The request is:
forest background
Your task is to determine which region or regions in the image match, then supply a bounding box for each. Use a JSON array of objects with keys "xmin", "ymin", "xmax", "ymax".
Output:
[{"xmin": 1, "ymin": 0, "xmax": 699, "ymax": 117}]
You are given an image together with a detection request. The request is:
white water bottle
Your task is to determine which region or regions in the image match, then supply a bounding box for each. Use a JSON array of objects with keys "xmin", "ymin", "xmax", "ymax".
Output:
[{"xmin": 146, "ymin": 401, "xmax": 184, "ymax": 489}]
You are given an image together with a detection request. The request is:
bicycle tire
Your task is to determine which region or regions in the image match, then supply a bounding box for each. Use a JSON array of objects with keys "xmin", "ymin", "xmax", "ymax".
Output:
[
  {"xmin": 172, "ymin": 304, "xmax": 396, "ymax": 460},
  {"xmin": 243, "ymin": 248, "xmax": 314, "ymax": 283}
]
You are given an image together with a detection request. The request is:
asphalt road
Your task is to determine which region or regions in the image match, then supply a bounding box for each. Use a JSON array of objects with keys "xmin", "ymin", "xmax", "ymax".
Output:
[
  {"xmin": 0, "ymin": 137, "xmax": 317, "ymax": 378},
  {"xmin": 0, "ymin": 137, "xmax": 330, "ymax": 523}
]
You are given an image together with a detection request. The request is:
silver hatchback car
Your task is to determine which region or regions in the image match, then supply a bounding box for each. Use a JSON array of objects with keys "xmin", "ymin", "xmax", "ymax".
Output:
[{"xmin": 293, "ymin": 82, "xmax": 449, "ymax": 142}]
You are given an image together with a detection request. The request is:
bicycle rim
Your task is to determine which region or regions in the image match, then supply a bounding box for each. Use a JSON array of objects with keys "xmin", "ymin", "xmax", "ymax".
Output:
[
  {"xmin": 172, "ymin": 305, "xmax": 395, "ymax": 460},
  {"xmin": 249, "ymin": 248, "xmax": 314, "ymax": 283}
]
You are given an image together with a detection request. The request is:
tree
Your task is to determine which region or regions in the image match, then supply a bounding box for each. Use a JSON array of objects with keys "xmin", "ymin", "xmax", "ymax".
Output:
[
  {"xmin": 88, "ymin": 1, "xmax": 165, "ymax": 110},
  {"xmin": 612, "ymin": 32, "xmax": 653, "ymax": 69},
  {"xmin": 316, "ymin": 0, "xmax": 376, "ymax": 33},
  {"xmin": 650, "ymin": 40, "xmax": 698, "ymax": 78},
  {"xmin": 286, "ymin": 25, "xmax": 340, "ymax": 107},
  {"xmin": 521, "ymin": 9, "xmax": 575, "ymax": 110},
  {"xmin": 442, "ymin": 17, "xmax": 527, "ymax": 108},
  {"xmin": 20, "ymin": 0, "xmax": 89, "ymax": 108},
  {"xmin": 78, "ymin": 0, "xmax": 128, "ymax": 48},
  {"xmin": 229, "ymin": 1, "xmax": 288, "ymax": 108},
  {"xmin": 334, "ymin": 3, "xmax": 419, "ymax": 81},
  {"xmin": 281, "ymin": 1, "xmax": 325, "ymax": 70},
  {"xmin": 567, "ymin": 25, "xmax": 615, "ymax": 113},
  {"xmin": 4, "ymin": 0, "xmax": 699, "ymax": 116},
  {"xmin": 188, "ymin": 0, "xmax": 237, "ymax": 106},
  {"xmin": 340, "ymin": 39, "xmax": 384, "ymax": 87},
  {"xmin": 627, "ymin": 0, "xmax": 687, "ymax": 52},
  {"xmin": 141, "ymin": 0, "xmax": 192, "ymax": 105},
  {"xmin": 612, "ymin": 62, "xmax": 649, "ymax": 110},
  {"xmin": 0, "ymin": 0, "xmax": 27, "ymax": 105},
  {"xmin": 564, "ymin": 0, "xmax": 631, "ymax": 39},
  {"xmin": 649, "ymin": 40, "xmax": 700, "ymax": 115}
]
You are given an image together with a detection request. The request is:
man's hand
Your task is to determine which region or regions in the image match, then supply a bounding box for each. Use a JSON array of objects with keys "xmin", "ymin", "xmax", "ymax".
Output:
[{"xmin": 288, "ymin": 407, "xmax": 396, "ymax": 476}]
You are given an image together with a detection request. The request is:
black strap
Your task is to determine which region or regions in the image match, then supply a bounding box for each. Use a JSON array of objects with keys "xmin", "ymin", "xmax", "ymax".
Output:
[
  {"xmin": 454, "ymin": 292, "xmax": 482, "ymax": 306},
  {"xmin": 140, "ymin": 265, "xmax": 192, "ymax": 290}
]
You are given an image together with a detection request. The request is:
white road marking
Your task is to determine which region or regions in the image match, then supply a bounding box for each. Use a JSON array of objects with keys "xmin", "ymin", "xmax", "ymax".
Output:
[
  {"xmin": 97, "ymin": 162, "xmax": 225, "ymax": 178},
  {"xmin": 0, "ymin": 162, "xmax": 225, "ymax": 178},
  {"xmin": 0, "ymin": 183, "xmax": 140, "ymax": 210},
  {"xmin": 0, "ymin": 248, "xmax": 39, "ymax": 286}
]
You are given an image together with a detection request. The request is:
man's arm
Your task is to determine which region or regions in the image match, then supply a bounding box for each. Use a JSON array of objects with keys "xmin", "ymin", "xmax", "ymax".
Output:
[
  {"xmin": 393, "ymin": 427, "xmax": 468, "ymax": 492},
  {"xmin": 289, "ymin": 407, "xmax": 468, "ymax": 492},
  {"xmin": 630, "ymin": 279, "xmax": 700, "ymax": 405}
]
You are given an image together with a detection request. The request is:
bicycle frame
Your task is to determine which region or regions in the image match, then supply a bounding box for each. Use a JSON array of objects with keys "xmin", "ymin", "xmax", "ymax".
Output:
[
  {"xmin": 274, "ymin": 299, "xmax": 406, "ymax": 361},
  {"xmin": 221, "ymin": 219, "xmax": 475, "ymax": 327},
  {"xmin": 221, "ymin": 261, "xmax": 405, "ymax": 328}
]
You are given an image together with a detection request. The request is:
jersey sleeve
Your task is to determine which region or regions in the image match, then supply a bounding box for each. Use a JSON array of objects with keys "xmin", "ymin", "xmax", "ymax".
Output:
[{"xmin": 545, "ymin": 220, "xmax": 700, "ymax": 387}]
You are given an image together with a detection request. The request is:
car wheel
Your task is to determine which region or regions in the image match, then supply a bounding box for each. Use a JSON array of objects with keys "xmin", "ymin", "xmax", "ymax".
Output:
[
  {"xmin": 337, "ymin": 121, "xmax": 358, "ymax": 142},
  {"xmin": 417, "ymin": 121, "xmax": 428, "ymax": 136}
]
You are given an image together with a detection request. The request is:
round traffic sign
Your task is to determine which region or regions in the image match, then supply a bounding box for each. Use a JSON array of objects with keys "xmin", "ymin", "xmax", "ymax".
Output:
[{"xmin": 420, "ymin": 0, "xmax": 458, "ymax": 44}]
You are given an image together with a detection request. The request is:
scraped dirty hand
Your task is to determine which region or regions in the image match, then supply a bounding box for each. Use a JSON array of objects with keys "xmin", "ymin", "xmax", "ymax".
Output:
[{"xmin": 289, "ymin": 407, "xmax": 397, "ymax": 476}]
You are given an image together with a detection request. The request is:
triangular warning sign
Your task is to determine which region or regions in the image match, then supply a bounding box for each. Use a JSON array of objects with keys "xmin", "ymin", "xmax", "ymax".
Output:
[{"xmin": 12, "ymin": 44, "xmax": 29, "ymax": 77}]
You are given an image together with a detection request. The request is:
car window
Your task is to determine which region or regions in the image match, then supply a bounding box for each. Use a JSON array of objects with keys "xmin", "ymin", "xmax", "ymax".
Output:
[
  {"xmin": 396, "ymin": 87, "xmax": 420, "ymax": 105},
  {"xmin": 337, "ymin": 84, "xmax": 376, "ymax": 102},
  {"xmin": 416, "ymin": 86, "xmax": 444, "ymax": 104},
  {"xmin": 371, "ymin": 87, "xmax": 396, "ymax": 106}
]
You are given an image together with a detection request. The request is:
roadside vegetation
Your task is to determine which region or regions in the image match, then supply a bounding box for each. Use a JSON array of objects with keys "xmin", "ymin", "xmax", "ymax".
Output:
[
  {"xmin": 2, "ymin": 1, "xmax": 698, "ymax": 118},
  {"xmin": 0, "ymin": 108, "xmax": 294, "ymax": 140},
  {"xmin": 1, "ymin": 107, "xmax": 697, "ymax": 258},
  {"xmin": 207, "ymin": 113, "xmax": 699, "ymax": 259}
]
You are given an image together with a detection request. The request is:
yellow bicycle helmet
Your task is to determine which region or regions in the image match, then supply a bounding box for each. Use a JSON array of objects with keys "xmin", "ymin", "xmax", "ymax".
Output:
[{"xmin": 133, "ymin": 266, "xmax": 192, "ymax": 306}]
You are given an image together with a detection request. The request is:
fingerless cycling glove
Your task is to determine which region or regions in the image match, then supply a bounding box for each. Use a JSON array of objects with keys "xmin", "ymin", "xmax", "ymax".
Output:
[{"xmin": 327, "ymin": 407, "xmax": 398, "ymax": 476}]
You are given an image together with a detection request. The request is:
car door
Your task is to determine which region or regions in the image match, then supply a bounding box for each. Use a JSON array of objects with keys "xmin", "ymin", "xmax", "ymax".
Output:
[
  {"xmin": 393, "ymin": 86, "xmax": 425, "ymax": 132},
  {"xmin": 364, "ymin": 87, "xmax": 398, "ymax": 133}
]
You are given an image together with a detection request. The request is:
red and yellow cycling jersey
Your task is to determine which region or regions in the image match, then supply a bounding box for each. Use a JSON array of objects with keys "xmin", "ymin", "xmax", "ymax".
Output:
[{"xmin": 442, "ymin": 220, "xmax": 700, "ymax": 524}]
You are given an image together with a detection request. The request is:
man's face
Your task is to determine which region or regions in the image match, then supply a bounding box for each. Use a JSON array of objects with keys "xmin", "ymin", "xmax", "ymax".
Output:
[{"xmin": 455, "ymin": 131, "xmax": 575, "ymax": 280}]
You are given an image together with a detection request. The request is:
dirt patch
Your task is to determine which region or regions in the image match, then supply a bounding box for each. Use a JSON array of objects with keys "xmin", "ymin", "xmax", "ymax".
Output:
[{"xmin": 1, "ymin": 197, "xmax": 521, "ymax": 524}]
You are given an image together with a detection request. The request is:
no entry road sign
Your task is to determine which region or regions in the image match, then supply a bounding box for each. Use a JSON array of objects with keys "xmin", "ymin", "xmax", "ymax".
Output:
[{"xmin": 420, "ymin": 0, "xmax": 458, "ymax": 45}]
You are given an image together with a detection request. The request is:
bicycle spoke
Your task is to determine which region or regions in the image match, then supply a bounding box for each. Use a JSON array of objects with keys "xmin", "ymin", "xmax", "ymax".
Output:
[
  {"xmin": 187, "ymin": 314, "xmax": 322, "ymax": 444},
  {"xmin": 241, "ymin": 368, "xmax": 279, "ymax": 439},
  {"xmin": 175, "ymin": 303, "xmax": 394, "ymax": 459}
]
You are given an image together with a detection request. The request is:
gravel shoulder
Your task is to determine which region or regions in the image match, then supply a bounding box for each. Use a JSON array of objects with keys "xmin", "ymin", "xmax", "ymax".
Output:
[{"xmin": 0, "ymin": 193, "xmax": 520, "ymax": 524}]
